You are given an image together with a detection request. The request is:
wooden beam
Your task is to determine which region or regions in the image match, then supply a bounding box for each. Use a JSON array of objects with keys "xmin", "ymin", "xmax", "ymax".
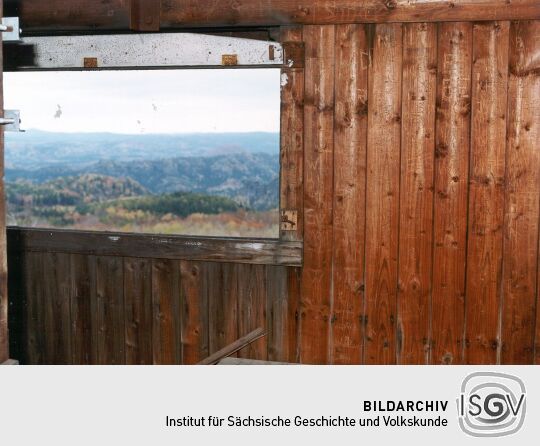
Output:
[
  {"xmin": 10, "ymin": 1, "xmax": 539, "ymax": 33},
  {"xmin": 6, "ymin": 228, "xmax": 303, "ymax": 267},
  {"xmin": 198, "ymin": 327, "xmax": 266, "ymax": 365},
  {"xmin": 130, "ymin": 0, "xmax": 161, "ymax": 32}
]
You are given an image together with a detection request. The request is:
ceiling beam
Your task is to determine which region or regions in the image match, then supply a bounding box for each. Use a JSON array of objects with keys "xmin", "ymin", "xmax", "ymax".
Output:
[{"xmin": 5, "ymin": 0, "xmax": 540, "ymax": 34}]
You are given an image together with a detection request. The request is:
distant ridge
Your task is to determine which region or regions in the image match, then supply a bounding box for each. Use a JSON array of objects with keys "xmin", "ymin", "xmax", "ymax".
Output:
[{"xmin": 5, "ymin": 130, "xmax": 280, "ymax": 168}]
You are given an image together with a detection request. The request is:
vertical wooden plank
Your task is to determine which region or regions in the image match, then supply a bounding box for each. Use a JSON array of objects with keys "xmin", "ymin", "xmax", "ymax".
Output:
[
  {"xmin": 465, "ymin": 21, "xmax": 509, "ymax": 365},
  {"xmin": 502, "ymin": 21, "xmax": 540, "ymax": 365},
  {"xmin": 237, "ymin": 264, "xmax": 267, "ymax": 360},
  {"xmin": 207, "ymin": 262, "xmax": 238, "ymax": 355},
  {"xmin": 280, "ymin": 26, "xmax": 304, "ymax": 241},
  {"xmin": 397, "ymin": 23, "xmax": 437, "ymax": 364},
  {"xmin": 330, "ymin": 23, "xmax": 369, "ymax": 364},
  {"xmin": 431, "ymin": 22, "xmax": 473, "ymax": 365},
  {"xmin": 300, "ymin": 24, "xmax": 335, "ymax": 364},
  {"xmin": 96, "ymin": 256, "xmax": 125, "ymax": 364},
  {"xmin": 266, "ymin": 265, "xmax": 291, "ymax": 362},
  {"xmin": 364, "ymin": 23, "xmax": 403, "ymax": 365},
  {"xmin": 180, "ymin": 260, "xmax": 208, "ymax": 364},
  {"xmin": 42, "ymin": 252, "xmax": 72, "ymax": 364},
  {"xmin": 71, "ymin": 254, "xmax": 97, "ymax": 364},
  {"xmin": 23, "ymin": 252, "xmax": 45, "ymax": 365},
  {"xmin": 6, "ymin": 250, "xmax": 24, "ymax": 363},
  {"xmin": 151, "ymin": 259, "xmax": 181, "ymax": 364},
  {"xmin": 280, "ymin": 27, "xmax": 304, "ymax": 362},
  {"xmin": 124, "ymin": 257, "xmax": 152, "ymax": 364},
  {"xmin": 283, "ymin": 267, "xmax": 302, "ymax": 363}
]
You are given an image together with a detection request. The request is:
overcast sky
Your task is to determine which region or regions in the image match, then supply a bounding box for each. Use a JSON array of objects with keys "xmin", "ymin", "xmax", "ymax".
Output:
[{"xmin": 3, "ymin": 69, "xmax": 280, "ymax": 134}]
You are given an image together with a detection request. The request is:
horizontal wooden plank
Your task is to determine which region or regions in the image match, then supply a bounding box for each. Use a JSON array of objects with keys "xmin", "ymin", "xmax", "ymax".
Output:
[
  {"xmin": 10, "ymin": 1, "xmax": 539, "ymax": 33},
  {"xmin": 130, "ymin": 0, "xmax": 161, "ymax": 32},
  {"xmin": 6, "ymin": 228, "xmax": 302, "ymax": 267}
]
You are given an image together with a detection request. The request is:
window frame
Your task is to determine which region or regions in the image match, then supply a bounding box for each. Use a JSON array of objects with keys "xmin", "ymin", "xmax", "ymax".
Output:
[{"xmin": 4, "ymin": 29, "xmax": 303, "ymax": 266}]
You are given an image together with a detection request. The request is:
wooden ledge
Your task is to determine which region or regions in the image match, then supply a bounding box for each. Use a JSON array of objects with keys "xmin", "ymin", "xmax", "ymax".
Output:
[
  {"xmin": 7, "ymin": 227, "xmax": 303, "ymax": 267},
  {"xmin": 8, "ymin": 1, "xmax": 539, "ymax": 34}
]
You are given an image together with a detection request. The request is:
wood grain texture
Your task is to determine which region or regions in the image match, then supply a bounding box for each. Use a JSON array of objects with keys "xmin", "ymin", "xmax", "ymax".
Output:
[
  {"xmin": 431, "ymin": 22, "xmax": 472, "ymax": 365},
  {"xmin": 287, "ymin": 267, "xmax": 302, "ymax": 363},
  {"xmin": 465, "ymin": 21, "xmax": 510, "ymax": 365},
  {"xmin": 501, "ymin": 21, "xmax": 540, "ymax": 365},
  {"xmin": 6, "ymin": 251, "xmax": 23, "ymax": 362},
  {"xmin": 152, "ymin": 259, "xmax": 181, "ymax": 364},
  {"xmin": 280, "ymin": 26, "xmax": 304, "ymax": 241},
  {"xmin": 180, "ymin": 260, "xmax": 208, "ymax": 364},
  {"xmin": 7, "ymin": 228, "xmax": 302, "ymax": 267},
  {"xmin": 280, "ymin": 25, "xmax": 304, "ymax": 365},
  {"xmin": 124, "ymin": 257, "xmax": 152, "ymax": 364},
  {"xmin": 42, "ymin": 252, "xmax": 72, "ymax": 364},
  {"xmin": 265, "ymin": 265, "xmax": 291, "ymax": 362},
  {"xmin": 237, "ymin": 264, "xmax": 267, "ymax": 360},
  {"xmin": 23, "ymin": 252, "xmax": 45, "ymax": 365},
  {"xmin": 208, "ymin": 262, "xmax": 239, "ymax": 356},
  {"xmin": 130, "ymin": 0, "xmax": 160, "ymax": 31},
  {"xmin": 5, "ymin": 20, "xmax": 540, "ymax": 367},
  {"xmin": 300, "ymin": 25, "xmax": 335, "ymax": 364},
  {"xmin": 330, "ymin": 23, "xmax": 369, "ymax": 365},
  {"xmin": 96, "ymin": 256, "xmax": 125, "ymax": 364},
  {"xmin": 12, "ymin": 1, "xmax": 539, "ymax": 32},
  {"xmin": 397, "ymin": 23, "xmax": 437, "ymax": 365},
  {"xmin": 161, "ymin": 1, "xmax": 540, "ymax": 26},
  {"xmin": 71, "ymin": 254, "xmax": 97, "ymax": 364},
  {"xmin": 364, "ymin": 23, "xmax": 402, "ymax": 365},
  {"xmin": 10, "ymin": 0, "xmax": 130, "ymax": 31}
]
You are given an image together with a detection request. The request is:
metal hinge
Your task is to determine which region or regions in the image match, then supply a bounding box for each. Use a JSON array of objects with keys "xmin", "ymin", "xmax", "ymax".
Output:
[
  {"xmin": 280, "ymin": 210, "xmax": 298, "ymax": 231},
  {"xmin": 1, "ymin": 17, "xmax": 21, "ymax": 42},
  {"xmin": 0, "ymin": 110, "xmax": 22, "ymax": 132}
]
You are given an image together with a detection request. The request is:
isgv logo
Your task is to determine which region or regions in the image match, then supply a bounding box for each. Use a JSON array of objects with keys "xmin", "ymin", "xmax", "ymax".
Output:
[{"xmin": 457, "ymin": 372, "xmax": 526, "ymax": 437}]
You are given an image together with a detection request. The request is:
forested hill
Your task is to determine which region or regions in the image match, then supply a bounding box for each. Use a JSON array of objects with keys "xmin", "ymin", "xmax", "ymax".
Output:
[{"xmin": 6, "ymin": 153, "xmax": 279, "ymax": 211}]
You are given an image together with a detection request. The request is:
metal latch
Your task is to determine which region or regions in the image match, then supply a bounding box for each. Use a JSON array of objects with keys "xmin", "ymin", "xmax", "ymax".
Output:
[
  {"xmin": 0, "ymin": 110, "xmax": 22, "ymax": 132},
  {"xmin": 1, "ymin": 17, "xmax": 21, "ymax": 42}
]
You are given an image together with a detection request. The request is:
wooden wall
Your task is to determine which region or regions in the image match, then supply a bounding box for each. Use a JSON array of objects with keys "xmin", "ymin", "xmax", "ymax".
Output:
[
  {"xmin": 8, "ymin": 251, "xmax": 292, "ymax": 364},
  {"xmin": 293, "ymin": 20, "xmax": 540, "ymax": 365},
  {"xmin": 7, "ymin": 19, "xmax": 540, "ymax": 365}
]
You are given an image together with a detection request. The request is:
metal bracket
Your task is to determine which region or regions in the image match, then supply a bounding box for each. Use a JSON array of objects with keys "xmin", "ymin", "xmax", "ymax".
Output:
[
  {"xmin": 0, "ymin": 110, "xmax": 22, "ymax": 132},
  {"xmin": 1, "ymin": 17, "xmax": 21, "ymax": 42},
  {"xmin": 280, "ymin": 210, "xmax": 298, "ymax": 231}
]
